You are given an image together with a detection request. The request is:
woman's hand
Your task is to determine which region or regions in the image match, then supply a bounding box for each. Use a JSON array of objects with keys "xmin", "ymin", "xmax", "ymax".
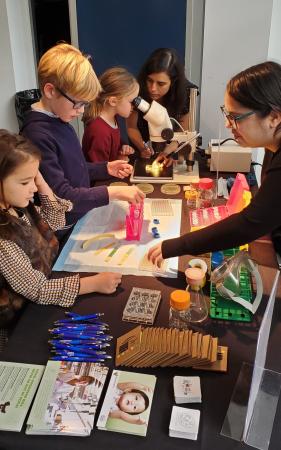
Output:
[
  {"xmin": 140, "ymin": 141, "xmax": 154, "ymax": 159},
  {"xmin": 154, "ymin": 152, "xmax": 173, "ymax": 167},
  {"xmin": 148, "ymin": 243, "xmax": 164, "ymax": 268},
  {"xmin": 107, "ymin": 160, "xmax": 133, "ymax": 178},
  {"xmin": 108, "ymin": 185, "xmax": 145, "ymax": 204}
]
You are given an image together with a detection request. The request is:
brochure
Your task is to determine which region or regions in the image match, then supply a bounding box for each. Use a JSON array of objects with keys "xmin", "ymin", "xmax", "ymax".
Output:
[
  {"xmin": 26, "ymin": 360, "xmax": 108, "ymax": 436},
  {"xmin": 0, "ymin": 361, "xmax": 44, "ymax": 432},
  {"xmin": 97, "ymin": 369, "xmax": 156, "ymax": 437}
]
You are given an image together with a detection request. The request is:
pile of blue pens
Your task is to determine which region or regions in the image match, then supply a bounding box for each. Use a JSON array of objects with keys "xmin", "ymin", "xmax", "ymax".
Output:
[{"xmin": 48, "ymin": 312, "xmax": 112, "ymax": 363}]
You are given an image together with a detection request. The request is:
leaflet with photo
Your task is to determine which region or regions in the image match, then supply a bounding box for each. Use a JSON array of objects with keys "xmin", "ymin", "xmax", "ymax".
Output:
[
  {"xmin": 26, "ymin": 360, "xmax": 108, "ymax": 436},
  {"xmin": 97, "ymin": 369, "xmax": 156, "ymax": 437}
]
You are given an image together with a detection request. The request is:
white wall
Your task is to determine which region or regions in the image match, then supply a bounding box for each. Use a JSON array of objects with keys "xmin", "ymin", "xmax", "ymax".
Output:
[
  {"xmin": 0, "ymin": 0, "xmax": 18, "ymax": 131},
  {"xmin": 268, "ymin": 0, "xmax": 281, "ymax": 61},
  {"xmin": 0, "ymin": 0, "xmax": 37, "ymax": 132},
  {"xmin": 199, "ymin": 0, "xmax": 274, "ymax": 148}
]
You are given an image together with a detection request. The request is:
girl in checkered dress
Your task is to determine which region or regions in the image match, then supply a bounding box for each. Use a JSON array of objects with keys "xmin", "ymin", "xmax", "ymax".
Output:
[{"xmin": 0, "ymin": 130, "xmax": 123, "ymax": 348}]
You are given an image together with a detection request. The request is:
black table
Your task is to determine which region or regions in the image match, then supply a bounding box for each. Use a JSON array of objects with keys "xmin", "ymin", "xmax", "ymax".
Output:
[{"xmin": 1, "ymin": 182, "xmax": 281, "ymax": 450}]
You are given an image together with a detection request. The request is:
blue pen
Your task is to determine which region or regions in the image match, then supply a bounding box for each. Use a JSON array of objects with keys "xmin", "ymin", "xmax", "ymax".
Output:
[
  {"xmin": 53, "ymin": 324, "xmax": 107, "ymax": 329},
  {"xmin": 50, "ymin": 329, "xmax": 104, "ymax": 336},
  {"xmin": 49, "ymin": 340, "xmax": 110, "ymax": 348},
  {"xmin": 50, "ymin": 344, "xmax": 107, "ymax": 354},
  {"xmin": 52, "ymin": 333, "xmax": 112, "ymax": 341},
  {"xmin": 53, "ymin": 346, "xmax": 109, "ymax": 354},
  {"xmin": 54, "ymin": 333, "xmax": 113, "ymax": 341},
  {"xmin": 51, "ymin": 355, "xmax": 105, "ymax": 363},
  {"xmin": 53, "ymin": 339, "xmax": 110, "ymax": 346},
  {"xmin": 49, "ymin": 342, "xmax": 108, "ymax": 350},
  {"xmin": 51, "ymin": 339, "xmax": 104, "ymax": 345},
  {"xmin": 51, "ymin": 323, "xmax": 106, "ymax": 329},
  {"xmin": 51, "ymin": 349, "xmax": 107, "ymax": 357},
  {"xmin": 54, "ymin": 319, "xmax": 108, "ymax": 326},
  {"xmin": 52, "ymin": 350, "xmax": 108, "ymax": 359},
  {"xmin": 50, "ymin": 326, "xmax": 106, "ymax": 333},
  {"xmin": 64, "ymin": 312, "xmax": 104, "ymax": 320}
]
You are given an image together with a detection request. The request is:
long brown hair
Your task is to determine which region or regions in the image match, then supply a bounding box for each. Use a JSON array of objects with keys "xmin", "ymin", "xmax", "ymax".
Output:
[{"xmin": 0, "ymin": 130, "xmax": 41, "ymax": 209}]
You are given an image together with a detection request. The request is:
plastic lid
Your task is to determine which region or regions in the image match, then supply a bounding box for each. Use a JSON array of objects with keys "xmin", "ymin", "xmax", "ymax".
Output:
[
  {"xmin": 185, "ymin": 267, "xmax": 205, "ymax": 287},
  {"xmin": 170, "ymin": 290, "xmax": 190, "ymax": 310},
  {"xmin": 199, "ymin": 178, "xmax": 213, "ymax": 190}
]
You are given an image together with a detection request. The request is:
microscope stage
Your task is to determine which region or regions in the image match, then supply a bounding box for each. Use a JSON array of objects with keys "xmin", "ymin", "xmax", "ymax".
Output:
[
  {"xmin": 132, "ymin": 159, "xmax": 173, "ymax": 180},
  {"xmin": 130, "ymin": 160, "xmax": 199, "ymax": 184}
]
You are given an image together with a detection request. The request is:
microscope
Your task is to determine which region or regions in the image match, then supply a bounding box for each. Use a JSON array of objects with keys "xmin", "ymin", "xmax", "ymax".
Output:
[{"xmin": 131, "ymin": 95, "xmax": 200, "ymax": 183}]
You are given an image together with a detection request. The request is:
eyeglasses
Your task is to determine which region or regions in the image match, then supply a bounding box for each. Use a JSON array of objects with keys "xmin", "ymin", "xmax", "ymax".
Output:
[
  {"xmin": 220, "ymin": 105, "xmax": 256, "ymax": 129},
  {"xmin": 56, "ymin": 87, "xmax": 89, "ymax": 110}
]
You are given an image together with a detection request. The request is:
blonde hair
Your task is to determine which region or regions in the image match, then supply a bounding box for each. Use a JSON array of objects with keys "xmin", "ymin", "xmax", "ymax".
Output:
[
  {"xmin": 38, "ymin": 43, "xmax": 101, "ymax": 102},
  {"xmin": 83, "ymin": 67, "xmax": 138, "ymax": 124}
]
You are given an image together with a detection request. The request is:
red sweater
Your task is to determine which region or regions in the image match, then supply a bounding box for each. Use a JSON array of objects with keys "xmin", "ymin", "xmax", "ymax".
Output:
[{"xmin": 82, "ymin": 117, "xmax": 121, "ymax": 162}]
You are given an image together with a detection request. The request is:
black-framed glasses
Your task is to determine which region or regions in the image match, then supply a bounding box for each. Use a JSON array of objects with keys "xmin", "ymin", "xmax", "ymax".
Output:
[
  {"xmin": 220, "ymin": 105, "xmax": 256, "ymax": 129},
  {"xmin": 56, "ymin": 87, "xmax": 89, "ymax": 109}
]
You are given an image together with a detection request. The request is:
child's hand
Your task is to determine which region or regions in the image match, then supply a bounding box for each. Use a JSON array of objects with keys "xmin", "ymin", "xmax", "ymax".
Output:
[
  {"xmin": 120, "ymin": 145, "xmax": 134, "ymax": 156},
  {"xmin": 107, "ymin": 160, "xmax": 133, "ymax": 178},
  {"xmin": 148, "ymin": 243, "xmax": 164, "ymax": 268},
  {"xmin": 34, "ymin": 171, "xmax": 48, "ymax": 191},
  {"xmin": 34, "ymin": 170, "xmax": 57, "ymax": 200},
  {"xmin": 79, "ymin": 272, "xmax": 122, "ymax": 295},
  {"xmin": 108, "ymin": 186, "xmax": 145, "ymax": 204},
  {"xmin": 137, "ymin": 416, "xmax": 147, "ymax": 425}
]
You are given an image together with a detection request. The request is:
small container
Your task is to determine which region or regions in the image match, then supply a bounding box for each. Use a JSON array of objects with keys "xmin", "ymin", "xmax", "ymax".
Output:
[
  {"xmin": 184, "ymin": 184, "xmax": 199, "ymax": 209},
  {"xmin": 186, "ymin": 258, "xmax": 208, "ymax": 287},
  {"xmin": 169, "ymin": 290, "xmax": 191, "ymax": 330},
  {"xmin": 211, "ymin": 251, "xmax": 224, "ymax": 269},
  {"xmin": 185, "ymin": 268, "xmax": 208, "ymax": 324},
  {"xmin": 198, "ymin": 178, "xmax": 214, "ymax": 208}
]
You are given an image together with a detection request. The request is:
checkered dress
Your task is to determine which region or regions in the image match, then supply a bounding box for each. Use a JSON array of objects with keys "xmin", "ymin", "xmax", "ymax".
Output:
[{"xmin": 0, "ymin": 194, "xmax": 80, "ymax": 308}]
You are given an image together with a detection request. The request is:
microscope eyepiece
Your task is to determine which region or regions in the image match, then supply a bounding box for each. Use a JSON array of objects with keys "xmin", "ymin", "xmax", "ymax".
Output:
[
  {"xmin": 132, "ymin": 96, "xmax": 141, "ymax": 108},
  {"xmin": 132, "ymin": 96, "xmax": 150, "ymax": 114}
]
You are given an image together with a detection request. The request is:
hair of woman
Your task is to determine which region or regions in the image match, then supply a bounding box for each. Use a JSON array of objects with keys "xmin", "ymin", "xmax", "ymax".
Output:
[
  {"xmin": 227, "ymin": 61, "xmax": 281, "ymax": 137},
  {"xmin": 137, "ymin": 48, "xmax": 188, "ymax": 117}
]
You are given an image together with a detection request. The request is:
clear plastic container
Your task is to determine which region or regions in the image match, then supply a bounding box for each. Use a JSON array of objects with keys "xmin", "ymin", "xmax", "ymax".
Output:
[
  {"xmin": 184, "ymin": 184, "xmax": 199, "ymax": 209},
  {"xmin": 169, "ymin": 290, "xmax": 191, "ymax": 330},
  {"xmin": 185, "ymin": 267, "xmax": 208, "ymax": 323},
  {"xmin": 198, "ymin": 178, "xmax": 214, "ymax": 208}
]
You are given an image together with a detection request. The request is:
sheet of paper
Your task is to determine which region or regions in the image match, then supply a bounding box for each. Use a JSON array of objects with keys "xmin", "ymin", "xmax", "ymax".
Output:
[{"xmin": 53, "ymin": 199, "xmax": 181, "ymax": 277}]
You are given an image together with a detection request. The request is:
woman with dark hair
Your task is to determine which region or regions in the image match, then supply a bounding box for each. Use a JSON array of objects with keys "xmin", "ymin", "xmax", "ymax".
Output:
[
  {"xmin": 127, "ymin": 48, "xmax": 198, "ymax": 159},
  {"xmin": 148, "ymin": 61, "xmax": 281, "ymax": 266}
]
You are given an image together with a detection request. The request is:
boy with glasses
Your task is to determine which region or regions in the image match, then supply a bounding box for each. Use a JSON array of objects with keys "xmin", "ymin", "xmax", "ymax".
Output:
[{"xmin": 22, "ymin": 43, "xmax": 144, "ymax": 237}]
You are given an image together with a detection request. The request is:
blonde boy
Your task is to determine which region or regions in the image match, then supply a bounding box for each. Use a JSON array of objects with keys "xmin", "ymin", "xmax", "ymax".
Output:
[{"xmin": 22, "ymin": 43, "xmax": 144, "ymax": 235}]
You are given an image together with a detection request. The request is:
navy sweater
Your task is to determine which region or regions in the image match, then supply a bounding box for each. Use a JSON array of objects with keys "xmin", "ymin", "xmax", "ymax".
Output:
[{"xmin": 22, "ymin": 111, "xmax": 109, "ymax": 226}]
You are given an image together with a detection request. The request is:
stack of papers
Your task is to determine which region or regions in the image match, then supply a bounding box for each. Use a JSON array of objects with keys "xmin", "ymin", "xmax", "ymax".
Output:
[
  {"xmin": 26, "ymin": 361, "xmax": 108, "ymax": 436},
  {"xmin": 0, "ymin": 361, "xmax": 44, "ymax": 432},
  {"xmin": 169, "ymin": 406, "xmax": 200, "ymax": 440},
  {"xmin": 173, "ymin": 376, "xmax": 202, "ymax": 403},
  {"xmin": 97, "ymin": 369, "xmax": 156, "ymax": 437}
]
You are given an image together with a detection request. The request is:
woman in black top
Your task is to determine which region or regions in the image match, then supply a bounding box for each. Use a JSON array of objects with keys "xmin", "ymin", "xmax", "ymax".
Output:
[
  {"xmin": 127, "ymin": 48, "xmax": 197, "ymax": 159},
  {"xmin": 148, "ymin": 61, "xmax": 281, "ymax": 266}
]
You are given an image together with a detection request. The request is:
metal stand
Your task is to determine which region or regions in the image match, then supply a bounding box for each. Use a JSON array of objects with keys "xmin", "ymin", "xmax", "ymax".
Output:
[{"xmin": 221, "ymin": 271, "xmax": 281, "ymax": 450}]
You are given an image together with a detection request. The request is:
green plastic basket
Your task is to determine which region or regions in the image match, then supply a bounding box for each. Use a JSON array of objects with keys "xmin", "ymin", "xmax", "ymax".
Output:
[{"xmin": 210, "ymin": 248, "xmax": 253, "ymax": 322}]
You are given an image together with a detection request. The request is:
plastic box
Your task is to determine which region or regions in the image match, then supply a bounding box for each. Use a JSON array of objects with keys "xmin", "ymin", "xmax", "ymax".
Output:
[
  {"xmin": 209, "ymin": 248, "xmax": 253, "ymax": 322},
  {"xmin": 190, "ymin": 173, "xmax": 250, "ymax": 231}
]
